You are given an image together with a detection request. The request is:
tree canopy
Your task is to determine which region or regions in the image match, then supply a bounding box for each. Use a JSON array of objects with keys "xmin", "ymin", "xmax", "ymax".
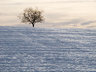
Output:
[{"xmin": 19, "ymin": 8, "xmax": 44, "ymax": 27}]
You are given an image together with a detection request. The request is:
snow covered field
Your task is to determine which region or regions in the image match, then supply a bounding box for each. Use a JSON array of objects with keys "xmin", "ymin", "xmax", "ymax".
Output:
[{"xmin": 0, "ymin": 26, "xmax": 96, "ymax": 72}]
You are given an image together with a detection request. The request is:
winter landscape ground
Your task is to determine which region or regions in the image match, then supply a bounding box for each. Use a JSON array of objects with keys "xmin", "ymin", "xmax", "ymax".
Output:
[{"xmin": 0, "ymin": 26, "xmax": 96, "ymax": 72}]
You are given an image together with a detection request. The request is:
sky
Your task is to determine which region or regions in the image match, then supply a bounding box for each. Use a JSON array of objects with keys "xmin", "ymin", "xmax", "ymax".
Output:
[{"xmin": 0, "ymin": 0, "xmax": 96, "ymax": 28}]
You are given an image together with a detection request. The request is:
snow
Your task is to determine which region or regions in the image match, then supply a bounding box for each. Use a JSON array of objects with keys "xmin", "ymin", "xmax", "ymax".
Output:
[{"xmin": 0, "ymin": 26, "xmax": 96, "ymax": 72}]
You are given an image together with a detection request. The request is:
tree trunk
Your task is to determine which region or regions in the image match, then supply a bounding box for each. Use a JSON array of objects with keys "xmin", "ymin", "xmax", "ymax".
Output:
[{"xmin": 32, "ymin": 23, "xmax": 34, "ymax": 27}]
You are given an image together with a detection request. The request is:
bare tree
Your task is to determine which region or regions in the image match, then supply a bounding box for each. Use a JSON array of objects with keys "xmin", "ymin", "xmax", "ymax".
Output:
[{"xmin": 19, "ymin": 8, "xmax": 44, "ymax": 27}]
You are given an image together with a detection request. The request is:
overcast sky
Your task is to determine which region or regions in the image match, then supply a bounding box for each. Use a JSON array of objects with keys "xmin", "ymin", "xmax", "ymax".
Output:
[{"xmin": 0, "ymin": 0, "xmax": 96, "ymax": 28}]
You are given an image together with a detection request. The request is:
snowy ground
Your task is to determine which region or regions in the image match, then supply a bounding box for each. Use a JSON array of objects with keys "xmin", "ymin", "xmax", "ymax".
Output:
[{"xmin": 0, "ymin": 26, "xmax": 96, "ymax": 72}]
